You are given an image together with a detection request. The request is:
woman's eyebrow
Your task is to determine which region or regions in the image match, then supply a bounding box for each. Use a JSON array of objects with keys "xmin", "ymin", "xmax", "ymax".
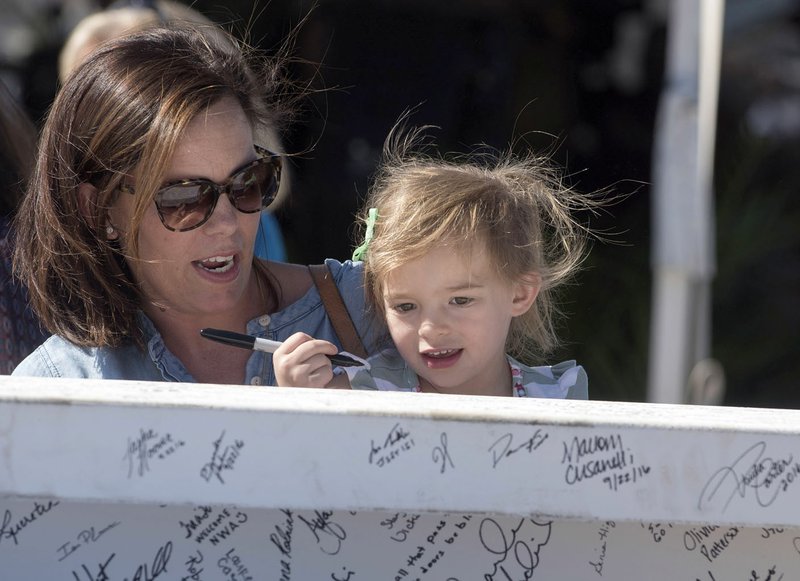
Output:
[{"xmin": 161, "ymin": 151, "xmax": 260, "ymax": 185}]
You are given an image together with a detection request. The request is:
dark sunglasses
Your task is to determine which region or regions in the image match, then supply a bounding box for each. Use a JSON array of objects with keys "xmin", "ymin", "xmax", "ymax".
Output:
[{"xmin": 119, "ymin": 145, "xmax": 282, "ymax": 232}]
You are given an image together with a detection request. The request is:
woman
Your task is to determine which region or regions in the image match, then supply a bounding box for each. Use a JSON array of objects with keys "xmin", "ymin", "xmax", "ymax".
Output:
[{"xmin": 12, "ymin": 25, "xmax": 382, "ymax": 384}]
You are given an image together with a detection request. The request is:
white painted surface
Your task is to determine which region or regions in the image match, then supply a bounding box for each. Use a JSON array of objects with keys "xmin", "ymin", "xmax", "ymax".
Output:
[{"xmin": 2, "ymin": 376, "xmax": 800, "ymax": 579}]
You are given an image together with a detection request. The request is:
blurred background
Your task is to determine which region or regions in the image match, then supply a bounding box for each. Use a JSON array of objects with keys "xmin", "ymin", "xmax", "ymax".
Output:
[{"xmin": 1, "ymin": 0, "xmax": 798, "ymax": 406}]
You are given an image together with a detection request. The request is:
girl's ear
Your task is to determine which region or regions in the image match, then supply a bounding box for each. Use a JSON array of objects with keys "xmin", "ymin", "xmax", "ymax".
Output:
[{"xmin": 510, "ymin": 273, "xmax": 541, "ymax": 317}]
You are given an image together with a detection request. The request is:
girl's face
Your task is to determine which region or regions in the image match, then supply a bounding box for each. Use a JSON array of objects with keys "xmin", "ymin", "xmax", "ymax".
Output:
[
  {"xmin": 382, "ymin": 242, "xmax": 538, "ymax": 396},
  {"xmin": 109, "ymin": 96, "xmax": 262, "ymax": 324}
]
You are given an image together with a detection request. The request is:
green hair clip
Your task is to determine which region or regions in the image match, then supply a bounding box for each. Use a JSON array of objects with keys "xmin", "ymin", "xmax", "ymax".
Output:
[{"xmin": 352, "ymin": 207, "xmax": 378, "ymax": 262}]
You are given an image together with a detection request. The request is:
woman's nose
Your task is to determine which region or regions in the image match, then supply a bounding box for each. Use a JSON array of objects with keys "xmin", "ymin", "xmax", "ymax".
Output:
[{"xmin": 204, "ymin": 192, "xmax": 239, "ymax": 234}]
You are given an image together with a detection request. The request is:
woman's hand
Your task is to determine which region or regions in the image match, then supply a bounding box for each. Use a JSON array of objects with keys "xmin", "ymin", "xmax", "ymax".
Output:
[{"xmin": 273, "ymin": 332, "xmax": 340, "ymax": 388}]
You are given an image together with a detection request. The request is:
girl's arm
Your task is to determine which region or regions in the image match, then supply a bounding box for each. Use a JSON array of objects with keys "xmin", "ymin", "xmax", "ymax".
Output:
[
  {"xmin": 273, "ymin": 332, "xmax": 337, "ymax": 388},
  {"xmin": 326, "ymin": 372, "xmax": 352, "ymax": 390}
]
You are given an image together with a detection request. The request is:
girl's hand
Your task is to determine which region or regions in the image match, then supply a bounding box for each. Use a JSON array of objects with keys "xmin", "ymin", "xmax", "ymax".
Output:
[{"xmin": 273, "ymin": 332, "xmax": 340, "ymax": 388}]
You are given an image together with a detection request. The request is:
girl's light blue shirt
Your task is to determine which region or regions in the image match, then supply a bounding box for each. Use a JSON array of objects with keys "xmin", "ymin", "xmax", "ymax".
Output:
[
  {"xmin": 343, "ymin": 348, "xmax": 588, "ymax": 399},
  {"xmin": 12, "ymin": 259, "xmax": 382, "ymax": 385}
]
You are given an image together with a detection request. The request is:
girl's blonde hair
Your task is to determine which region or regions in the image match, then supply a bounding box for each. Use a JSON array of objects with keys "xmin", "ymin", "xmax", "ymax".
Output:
[{"xmin": 360, "ymin": 127, "xmax": 602, "ymax": 363}]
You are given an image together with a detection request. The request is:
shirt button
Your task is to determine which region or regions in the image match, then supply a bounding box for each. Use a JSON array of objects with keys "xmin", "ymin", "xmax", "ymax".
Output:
[
  {"xmin": 258, "ymin": 315, "xmax": 271, "ymax": 327},
  {"xmin": 250, "ymin": 376, "xmax": 261, "ymax": 386}
]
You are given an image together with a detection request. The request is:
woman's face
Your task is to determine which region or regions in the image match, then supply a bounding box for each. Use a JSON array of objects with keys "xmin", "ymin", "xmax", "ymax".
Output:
[{"xmin": 110, "ymin": 96, "xmax": 262, "ymax": 322}]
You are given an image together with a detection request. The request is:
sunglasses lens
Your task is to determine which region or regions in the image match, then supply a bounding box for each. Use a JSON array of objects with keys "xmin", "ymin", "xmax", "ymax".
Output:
[
  {"xmin": 229, "ymin": 159, "xmax": 279, "ymax": 212},
  {"xmin": 155, "ymin": 183, "xmax": 215, "ymax": 231},
  {"xmin": 151, "ymin": 153, "xmax": 280, "ymax": 232}
]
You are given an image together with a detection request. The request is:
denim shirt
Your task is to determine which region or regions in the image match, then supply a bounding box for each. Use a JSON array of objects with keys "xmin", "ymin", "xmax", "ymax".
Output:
[{"xmin": 12, "ymin": 259, "xmax": 384, "ymax": 385}]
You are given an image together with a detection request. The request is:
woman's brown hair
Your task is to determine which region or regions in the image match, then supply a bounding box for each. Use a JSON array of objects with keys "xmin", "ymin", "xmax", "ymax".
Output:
[{"xmin": 13, "ymin": 24, "xmax": 297, "ymax": 347}]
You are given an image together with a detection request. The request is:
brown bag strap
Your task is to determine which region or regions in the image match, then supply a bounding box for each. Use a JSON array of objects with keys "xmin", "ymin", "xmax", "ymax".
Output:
[{"xmin": 308, "ymin": 263, "xmax": 367, "ymax": 358}]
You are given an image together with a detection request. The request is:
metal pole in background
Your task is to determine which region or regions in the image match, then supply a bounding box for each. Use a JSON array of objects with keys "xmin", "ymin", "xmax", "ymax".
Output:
[{"xmin": 647, "ymin": 0, "xmax": 725, "ymax": 404}]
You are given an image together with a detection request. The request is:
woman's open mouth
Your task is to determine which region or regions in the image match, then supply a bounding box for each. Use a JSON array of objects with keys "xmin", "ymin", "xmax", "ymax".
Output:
[{"xmin": 196, "ymin": 255, "xmax": 235, "ymax": 273}]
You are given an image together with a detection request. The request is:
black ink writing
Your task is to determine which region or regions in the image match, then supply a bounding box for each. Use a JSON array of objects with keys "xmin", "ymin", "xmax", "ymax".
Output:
[
  {"xmin": 602, "ymin": 464, "xmax": 651, "ymax": 491},
  {"xmin": 270, "ymin": 509, "xmax": 294, "ymax": 581},
  {"xmin": 562, "ymin": 433, "xmax": 624, "ymax": 464},
  {"xmin": 123, "ymin": 540, "xmax": 172, "ymax": 581},
  {"xmin": 380, "ymin": 512, "xmax": 421, "ymax": 543},
  {"xmin": 200, "ymin": 430, "xmax": 245, "ymax": 484},
  {"xmin": 698, "ymin": 441, "xmax": 799, "ymax": 512},
  {"xmin": 181, "ymin": 550, "xmax": 204, "ymax": 581},
  {"xmin": 444, "ymin": 515, "xmax": 472, "ymax": 545},
  {"xmin": 684, "ymin": 525, "xmax": 740, "ymax": 563},
  {"xmin": 761, "ymin": 527, "xmax": 784, "ymax": 539},
  {"xmin": 489, "ymin": 430, "xmax": 549, "ymax": 468},
  {"xmin": 432, "ymin": 432, "xmax": 455, "ymax": 474},
  {"xmin": 72, "ymin": 553, "xmax": 114, "ymax": 581},
  {"xmin": 123, "ymin": 429, "xmax": 184, "ymax": 479},
  {"xmin": 57, "ymin": 520, "xmax": 121, "ymax": 561},
  {"xmin": 748, "ymin": 565, "xmax": 784, "ymax": 581},
  {"xmin": 180, "ymin": 506, "xmax": 214, "ymax": 539},
  {"xmin": 217, "ymin": 547, "xmax": 253, "ymax": 581},
  {"xmin": 641, "ymin": 521, "xmax": 672, "ymax": 544},
  {"xmin": 186, "ymin": 507, "xmax": 248, "ymax": 546},
  {"xmin": 589, "ymin": 521, "xmax": 615, "ymax": 576},
  {"xmin": 298, "ymin": 510, "xmax": 347, "ymax": 555},
  {"xmin": 369, "ymin": 423, "xmax": 415, "ymax": 468},
  {"xmin": 331, "ymin": 567, "xmax": 355, "ymax": 581},
  {"xmin": 561, "ymin": 433, "xmax": 651, "ymax": 488},
  {"xmin": 479, "ymin": 517, "xmax": 552, "ymax": 580},
  {"xmin": 0, "ymin": 499, "xmax": 60, "ymax": 547},
  {"xmin": 425, "ymin": 519, "xmax": 447, "ymax": 546}
]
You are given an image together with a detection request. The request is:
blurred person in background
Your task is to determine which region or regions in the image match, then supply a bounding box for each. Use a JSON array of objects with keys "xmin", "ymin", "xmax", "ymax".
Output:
[{"xmin": 0, "ymin": 79, "xmax": 48, "ymax": 372}]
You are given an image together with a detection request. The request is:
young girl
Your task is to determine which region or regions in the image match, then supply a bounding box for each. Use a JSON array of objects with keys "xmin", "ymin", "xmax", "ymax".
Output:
[{"xmin": 274, "ymin": 130, "xmax": 597, "ymax": 398}]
